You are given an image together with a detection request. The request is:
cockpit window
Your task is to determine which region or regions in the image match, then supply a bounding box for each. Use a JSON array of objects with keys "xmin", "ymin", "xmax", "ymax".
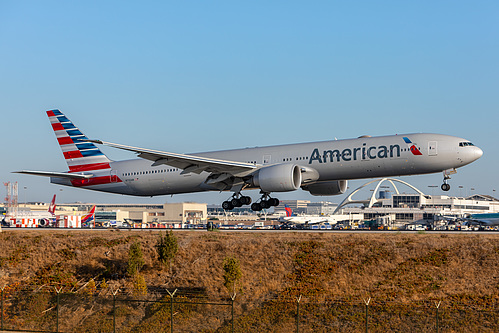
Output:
[{"xmin": 459, "ymin": 142, "xmax": 475, "ymax": 147}]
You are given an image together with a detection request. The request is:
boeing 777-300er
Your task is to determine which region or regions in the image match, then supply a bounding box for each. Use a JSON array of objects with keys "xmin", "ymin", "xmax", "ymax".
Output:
[{"xmin": 16, "ymin": 110, "xmax": 483, "ymax": 211}]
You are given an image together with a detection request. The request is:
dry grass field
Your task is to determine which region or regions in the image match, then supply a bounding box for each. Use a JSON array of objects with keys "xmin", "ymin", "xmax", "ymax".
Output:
[{"xmin": 0, "ymin": 229, "xmax": 498, "ymax": 332}]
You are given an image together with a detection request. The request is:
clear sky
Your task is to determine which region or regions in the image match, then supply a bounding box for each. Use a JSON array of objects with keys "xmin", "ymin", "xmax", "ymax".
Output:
[{"xmin": 1, "ymin": 1, "xmax": 497, "ymax": 205}]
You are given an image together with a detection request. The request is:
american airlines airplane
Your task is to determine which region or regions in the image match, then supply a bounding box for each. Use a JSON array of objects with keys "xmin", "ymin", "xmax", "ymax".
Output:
[{"xmin": 16, "ymin": 110, "xmax": 483, "ymax": 211}]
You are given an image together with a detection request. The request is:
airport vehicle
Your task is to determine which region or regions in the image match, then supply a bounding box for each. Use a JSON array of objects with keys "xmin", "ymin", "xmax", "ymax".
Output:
[
  {"xmin": 16, "ymin": 110, "xmax": 483, "ymax": 211},
  {"xmin": 279, "ymin": 205, "xmax": 330, "ymax": 225}
]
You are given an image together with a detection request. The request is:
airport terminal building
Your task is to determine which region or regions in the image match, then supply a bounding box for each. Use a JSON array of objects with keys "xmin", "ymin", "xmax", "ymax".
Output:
[{"xmin": 3, "ymin": 179, "xmax": 498, "ymax": 230}]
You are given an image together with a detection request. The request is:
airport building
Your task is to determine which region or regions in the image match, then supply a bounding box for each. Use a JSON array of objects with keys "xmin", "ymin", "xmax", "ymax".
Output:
[
  {"xmin": 11, "ymin": 202, "xmax": 208, "ymax": 228},
  {"xmin": 274, "ymin": 179, "xmax": 499, "ymax": 229},
  {"xmin": 93, "ymin": 202, "xmax": 207, "ymax": 227},
  {"xmin": 278, "ymin": 200, "xmax": 311, "ymax": 214},
  {"xmin": 2, "ymin": 178, "xmax": 497, "ymax": 230}
]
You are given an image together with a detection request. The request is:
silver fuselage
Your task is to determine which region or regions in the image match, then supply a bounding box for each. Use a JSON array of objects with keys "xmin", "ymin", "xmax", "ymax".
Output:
[{"xmin": 51, "ymin": 133, "xmax": 483, "ymax": 196}]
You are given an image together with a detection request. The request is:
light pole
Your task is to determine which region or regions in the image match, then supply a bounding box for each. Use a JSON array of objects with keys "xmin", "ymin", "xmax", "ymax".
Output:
[
  {"xmin": 23, "ymin": 186, "xmax": 27, "ymax": 208},
  {"xmin": 428, "ymin": 186, "xmax": 438, "ymax": 207},
  {"xmin": 428, "ymin": 185, "xmax": 438, "ymax": 228}
]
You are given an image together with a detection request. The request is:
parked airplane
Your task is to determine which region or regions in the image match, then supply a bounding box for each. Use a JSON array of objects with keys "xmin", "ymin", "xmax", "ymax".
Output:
[
  {"xmin": 465, "ymin": 213, "xmax": 499, "ymax": 227},
  {"xmin": 279, "ymin": 205, "xmax": 330, "ymax": 225},
  {"xmin": 1, "ymin": 194, "xmax": 57, "ymax": 227},
  {"xmin": 16, "ymin": 110, "xmax": 483, "ymax": 211}
]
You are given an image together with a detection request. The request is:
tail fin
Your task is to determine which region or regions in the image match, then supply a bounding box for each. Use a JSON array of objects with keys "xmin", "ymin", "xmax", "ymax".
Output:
[
  {"xmin": 48, "ymin": 194, "xmax": 56, "ymax": 214},
  {"xmin": 47, "ymin": 110, "xmax": 112, "ymax": 172},
  {"xmin": 81, "ymin": 205, "xmax": 96, "ymax": 224},
  {"xmin": 284, "ymin": 205, "xmax": 295, "ymax": 217}
]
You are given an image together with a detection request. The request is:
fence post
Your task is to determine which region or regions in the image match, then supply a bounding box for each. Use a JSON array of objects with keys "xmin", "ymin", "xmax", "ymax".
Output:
[
  {"xmin": 55, "ymin": 287, "xmax": 62, "ymax": 333},
  {"xmin": 166, "ymin": 288, "xmax": 177, "ymax": 333},
  {"xmin": 112, "ymin": 289, "xmax": 119, "ymax": 333},
  {"xmin": 435, "ymin": 301, "xmax": 441, "ymax": 333},
  {"xmin": 363, "ymin": 297, "xmax": 371, "ymax": 333},
  {"xmin": 296, "ymin": 295, "xmax": 302, "ymax": 333},
  {"xmin": 1, "ymin": 286, "xmax": 4, "ymax": 331},
  {"xmin": 231, "ymin": 293, "xmax": 236, "ymax": 333}
]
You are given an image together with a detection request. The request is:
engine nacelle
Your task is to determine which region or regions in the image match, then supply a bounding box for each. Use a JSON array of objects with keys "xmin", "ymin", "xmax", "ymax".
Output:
[
  {"xmin": 302, "ymin": 180, "xmax": 348, "ymax": 196},
  {"xmin": 38, "ymin": 218, "xmax": 51, "ymax": 227},
  {"xmin": 252, "ymin": 164, "xmax": 302, "ymax": 192}
]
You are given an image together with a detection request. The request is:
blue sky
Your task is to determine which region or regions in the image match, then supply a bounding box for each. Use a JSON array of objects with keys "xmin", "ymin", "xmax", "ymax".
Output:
[{"xmin": 1, "ymin": 1, "xmax": 497, "ymax": 205}]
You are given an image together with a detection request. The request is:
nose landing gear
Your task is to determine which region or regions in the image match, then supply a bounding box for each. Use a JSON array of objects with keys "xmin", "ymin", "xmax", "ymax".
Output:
[
  {"xmin": 441, "ymin": 173, "xmax": 451, "ymax": 191},
  {"xmin": 441, "ymin": 182, "xmax": 450, "ymax": 191}
]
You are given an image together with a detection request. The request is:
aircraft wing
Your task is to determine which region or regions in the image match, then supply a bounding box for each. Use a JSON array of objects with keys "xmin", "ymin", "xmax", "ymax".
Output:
[
  {"xmin": 87, "ymin": 140, "xmax": 258, "ymax": 176},
  {"xmin": 14, "ymin": 170, "xmax": 93, "ymax": 179}
]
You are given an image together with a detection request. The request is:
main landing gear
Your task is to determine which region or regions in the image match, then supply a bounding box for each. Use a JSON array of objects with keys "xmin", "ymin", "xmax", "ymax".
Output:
[
  {"xmin": 222, "ymin": 195, "xmax": 252, "ymax": 211},
  {"xmin": 251, "ymin": 193, "xmax": 280, "ymax": 212},
  {"xmin": 221, "ymin": 192, "xmax": 280, "ymax": 212}
]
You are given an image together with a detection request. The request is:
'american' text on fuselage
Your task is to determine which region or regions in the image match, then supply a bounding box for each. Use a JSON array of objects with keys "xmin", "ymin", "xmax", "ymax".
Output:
[{"xmin": 309, "ymin": 144, "xmax": 402, "ymax": 164}]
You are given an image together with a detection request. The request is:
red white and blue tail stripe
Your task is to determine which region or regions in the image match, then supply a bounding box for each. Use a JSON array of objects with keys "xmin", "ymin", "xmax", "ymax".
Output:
[{"xmin": 47, "ymin": 109, "xmax": 112, "ymax": 173}]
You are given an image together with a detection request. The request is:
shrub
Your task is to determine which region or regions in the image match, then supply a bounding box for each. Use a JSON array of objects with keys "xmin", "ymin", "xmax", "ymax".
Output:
[
  {"xmin": 223, "ymin": 256, "xmax": 242, "ymax": 294},
  {"xmin": 133, "ymin": 273, "xmax": 148, "ymax": 296},
  {"xmin": 155, "ymin": 231, "xmax": 178, "ymax": 269},
  {"xmin": 127, "ymin": 242, "xmax": 145, "ymax": 276},
  {"xmin": 101, "ymin": 278, "xmax": 108, "ymax": 290},
  {"xmin": 85, "ymin": 279, "xmax": 97, "ymax": 295}
]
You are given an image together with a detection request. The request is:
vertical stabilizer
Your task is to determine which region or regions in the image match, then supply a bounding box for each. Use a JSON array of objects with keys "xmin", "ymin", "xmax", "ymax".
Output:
[
  {"xmin": 284, "ymin": 205, "xmax": 296, "ymax": 217},
  {"xmin": 48, "ymin": 194, "xmax": 56, "ymax": 214},
  {"xmin": 82, "ymin": 205, "xmax": 96, "ymax": 225},
  {"xmin": 47, "ymin": 110, "xmax": 112, "ymax": 172}
]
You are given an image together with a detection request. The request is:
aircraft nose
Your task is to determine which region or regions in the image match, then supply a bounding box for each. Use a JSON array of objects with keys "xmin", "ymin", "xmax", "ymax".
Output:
[{"xmin": 474, "ymin": 146, "xmax": 483, "ymax": 160}]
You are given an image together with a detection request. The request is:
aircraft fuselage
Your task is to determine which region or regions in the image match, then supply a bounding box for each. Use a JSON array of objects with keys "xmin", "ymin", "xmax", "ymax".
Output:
[{"xmin": 50, "ymin": 133, "xmax": 482, "ymax": 196}]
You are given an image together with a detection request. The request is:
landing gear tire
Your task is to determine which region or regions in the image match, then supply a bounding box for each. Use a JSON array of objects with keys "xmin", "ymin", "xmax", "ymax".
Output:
[
  {"xmin": 441, "ymin": 183, "xmax": 450, "ymax": 191},
  {"xmin": 222, "ymin": 201, "xmax": 234, "ymax": 210},
  {"xmin": 260, "ymin": 200, "xmax": 270, "ymax": 209},
  {"xmin": 231, "ymin": 198, "xmax": 243, "ymax": 208},
  {"xmin": 269, "ymin": 198, "xmax": 280, "ymax": 206},
  {"xmin": 251, "ymin": 203, "xmax": 262, "ymax": 211},
  {"xmin": 240, "ymin": 196, "xmax": 252, "ymax": 205}
]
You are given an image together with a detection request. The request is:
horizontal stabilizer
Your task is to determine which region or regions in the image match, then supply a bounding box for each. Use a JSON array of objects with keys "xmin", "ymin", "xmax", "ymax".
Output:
[{"xmin": 14, "ymin": 170, "xmax": 93, "ymax": 179}]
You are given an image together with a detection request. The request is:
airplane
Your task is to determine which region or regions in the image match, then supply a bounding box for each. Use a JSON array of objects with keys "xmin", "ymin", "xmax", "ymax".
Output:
[
  {"xmin": 2, "ymin": 194, "xmax": 57, "ymax": 227},
  {"xmin": 279, "ymin": 205, "xmax": 330, "ymax": 225},
  {"xmin": 463, "ymin": 213, "xmax": 499, "ymax": 227},
  {"xmin": 16, "ymin": 110, "xmax": 483, "ymax": 211}
]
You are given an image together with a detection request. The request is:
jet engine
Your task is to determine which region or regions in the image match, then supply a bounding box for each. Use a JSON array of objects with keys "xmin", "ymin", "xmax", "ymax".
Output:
[
  {"xmin": 302, "ymin": 180, "xmax": 348, "ymax": 196},
  {"xmin": 251, "ymin": 164, "xmax": 302, "ymax": 192},
  {"xmin": 38, "ymin": 218, "xmax": 51, "ymax": 227}
]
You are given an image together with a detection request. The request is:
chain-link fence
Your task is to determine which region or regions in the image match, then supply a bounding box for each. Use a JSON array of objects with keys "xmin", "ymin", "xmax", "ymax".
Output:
[{"xmin": 1, "ymin": 288, "xmax": 498, "ymax": 332}]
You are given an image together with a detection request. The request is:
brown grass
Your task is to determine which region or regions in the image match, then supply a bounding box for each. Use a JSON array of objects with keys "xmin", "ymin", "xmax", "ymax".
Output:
[{"xmin": 0, "ymin": 230, "xmax": 498, "ymax": 331}]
